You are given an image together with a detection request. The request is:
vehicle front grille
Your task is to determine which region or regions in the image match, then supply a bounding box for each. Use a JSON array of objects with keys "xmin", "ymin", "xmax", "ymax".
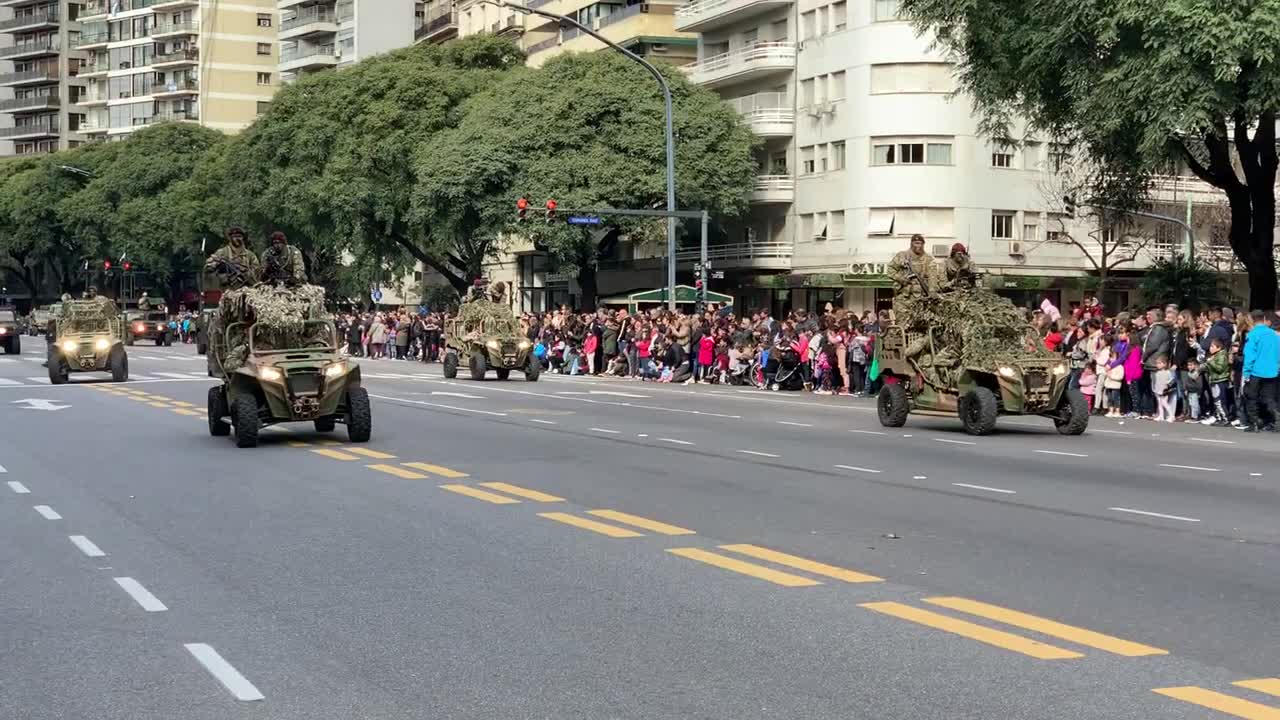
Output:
[
  {"xmin": 1025, "ymin": 371, "xmax": 1047, "ymax": 389},
  {"xmin": 286, "ymin": 371, "xmax": 321, "ymax": 395}
]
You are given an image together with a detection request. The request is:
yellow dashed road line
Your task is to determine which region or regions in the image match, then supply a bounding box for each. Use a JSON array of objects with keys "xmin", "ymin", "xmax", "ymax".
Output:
[
  {"xmin": 367, "ymin": 464, "xmax": 429, "ymax": 480},
  {"xmin": 860, "ymin": 601, "xmax": 1082, "ymax": 660},
  {"xmin": 719, "ymin": 544, "xmax": 882, "ymax": 583},
  {"xmin": 441, "ymin": 484, "xmax": 522, "ymax": 505},
  {"xmin": 401, "ymin": 462, "xmax": 468, "ymax": 478},
  {"xmin": 666, "ymin": 547, "xmax": 820, "ymax": 587},
  {"xmin": 478, "ymin": 482, "xmax": 563, "ymax": 502},
  {"xmin": 1153, "ymin": 687, "xmax": 1280, "ymax": 719},
  {"xmin": 539, "ymin": 512, "xmax": 643, "ymax": 538},
  {"xmin": 923, "ymin": 596, "xmax": 1165, "ymax": 657},
  {"xmin": 588, "ymin": 509, "xmax": 694, "ymax": 535}
]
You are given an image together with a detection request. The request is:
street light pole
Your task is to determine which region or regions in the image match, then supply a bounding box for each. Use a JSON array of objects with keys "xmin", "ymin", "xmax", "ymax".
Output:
[{"xmin": 498, "ymin": 1, "xmax": 679, "ymax": 310}]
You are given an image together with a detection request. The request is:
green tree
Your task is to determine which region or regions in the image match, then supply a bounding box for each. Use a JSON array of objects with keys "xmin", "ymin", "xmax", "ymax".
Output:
[
  {"xmin": 900, "ymin": 0, "xmax": 1279, "ymax": 309},
  {"xmin": 226, "ymin": 35, "xmax": 525, "ymax": 296},
  {"xmin": 415, "ymin": 51, "xmax": 758, "ymax": 307},
  {"xmin": 1139, "ymin": 255, "xmax": 1224, "ymax": 310}
]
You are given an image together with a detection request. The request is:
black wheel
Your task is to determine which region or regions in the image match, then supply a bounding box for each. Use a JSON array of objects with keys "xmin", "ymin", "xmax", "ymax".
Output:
[
  {"xmin": 48, "ymin": 356, "xmax": 68, "ymax": 385},
  {"xmin": 877, "ymin": 382, "xmax": 909, "ymax": 427},
  {"xmin": 346, "ymin": 387, "xmax": 372, "ymax": 443},
  {"xmin": 208, "ymin": 386, "xmax": 230, "ymax": 436},
  {"xmin": 156, "ymin": 337, "xmax": 165, "ymax": 346},
  {"xmin": 525, "ymin": 360, "xmax": 540, "ymax": 382},
  {"xmin": 442, "ymin": 351, "xmax": 458, "ymax": 379},
  {"xmin": 125, "ymin": 334, "xmax": 134, "ymax": 346},
  {"xmin": 314, "ymin": 417, "xmax": 336, "ymax": 433},
  {"xmin": 959, "ymin": 386, "xmax": 999, "ymax": 436},
  {"xmin": 3, "ymin": 336, "xmax": 17, "ymax": 354},
  {"xmin": 109, "ymin": 347, "xmax": 128, "ymax": 383},
  {"xmin": 1054, "ymin": 389, "xmax": 1090, "ymax": 436},
  {"xmin": 232, "ymin": 393, "xmax": 260, "ymax": 448},
  {"xmin": 496, "ymin": 369, "xmax": 510, "ymax": 380},
  {"xmin": 468, "ymin": 351, "xmax": 487, "ymax": 381}
]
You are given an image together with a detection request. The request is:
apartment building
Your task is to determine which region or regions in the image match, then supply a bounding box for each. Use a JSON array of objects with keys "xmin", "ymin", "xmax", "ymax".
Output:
[
  {"xmin": 0, "ymin": 0, "xmax": 88, "ymax": 155},
  {"xmin": 666, "ymin": 0, "xmax": 1253, "ymax": 316},
  {"xmin": 277, "ymin": 0, "xmax": 416, "ymax": 82},
  {"xmin": 73, "ymin": 0, "xmax": 279, "ymax": 139}
]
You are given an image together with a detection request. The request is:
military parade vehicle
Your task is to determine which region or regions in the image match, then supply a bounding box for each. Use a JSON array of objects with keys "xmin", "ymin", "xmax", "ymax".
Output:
[
  {"xmin": 0, "ymin": 307, "xmax": 20, "ymax": 354},
  {"xmin": 206, "ymin": 284, "xmax": 371, "ymax": 448},
  {"xmin": 442, "ymin": 287, "xmax": 538, "ymax": 381},
  {"xmin": 125, "ymin": 310, "xmax": 174, "ymax": 346},
  {"xmin": 47, "ymin": 297, "xmax": 129, "ymax": 384}
]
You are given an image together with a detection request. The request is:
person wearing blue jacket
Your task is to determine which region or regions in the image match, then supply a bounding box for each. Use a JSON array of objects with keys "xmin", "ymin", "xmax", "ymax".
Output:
[{"xmin": 1241, "ymin": 309, "xmax": 1279, "ymax": 432}]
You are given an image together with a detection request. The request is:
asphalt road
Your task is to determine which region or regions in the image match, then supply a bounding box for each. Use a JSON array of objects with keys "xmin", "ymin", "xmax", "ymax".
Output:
[{"xmin": 3, "ymin": 341, "xmax": 1280, "ymax": 719}]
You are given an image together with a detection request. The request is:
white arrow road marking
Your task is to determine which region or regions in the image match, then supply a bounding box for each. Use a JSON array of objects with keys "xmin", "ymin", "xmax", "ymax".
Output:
[{"xmin": 11, "ymin": 399, "xmax": 70, "ymax": 411}]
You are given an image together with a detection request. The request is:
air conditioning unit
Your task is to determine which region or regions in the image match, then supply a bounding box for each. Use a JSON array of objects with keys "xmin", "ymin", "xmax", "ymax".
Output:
[
  {"xmin": 1007, "ymin": 241, "xmax": 1024, "ymax": 257},
  {"xmin": 931, "ymin": 244, "xmax": 950, "ymax": 258}
]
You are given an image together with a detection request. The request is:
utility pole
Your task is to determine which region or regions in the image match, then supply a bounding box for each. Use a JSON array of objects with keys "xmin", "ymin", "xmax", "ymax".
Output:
[{"xmin": 497, "ymin": 1, "xmax": 678, "ymax": 310}]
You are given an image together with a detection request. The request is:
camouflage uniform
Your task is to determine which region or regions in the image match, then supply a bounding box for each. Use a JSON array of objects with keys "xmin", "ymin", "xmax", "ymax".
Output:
[
  {"xmin": 138, "ymin": 294, "xmax": 152, "ymax": 311},
  {"xmin": 205, "ymin": 243, "xmax": 260, "ymax": 290},
  {"xmin": 261, "ymin": 245, "xmax": 307, "ymax": 285},
  {"xmin": 888, "ymin": 249, "xmax": 938, "ymax": 297},
  {"xmin": 943, "ymin": 254, "xmax": 982, "ymax": 291}
]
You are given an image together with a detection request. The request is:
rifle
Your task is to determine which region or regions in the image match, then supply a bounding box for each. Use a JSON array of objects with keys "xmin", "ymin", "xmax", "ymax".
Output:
[{"xmin": 896, "ymin": 258, "xmax": 931, "ymax": 295}]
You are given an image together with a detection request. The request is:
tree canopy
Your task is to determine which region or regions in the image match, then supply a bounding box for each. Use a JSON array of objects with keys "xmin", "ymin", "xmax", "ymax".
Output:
[{"xmin": 901, "ymin": 0, "xmax": 1279, "ymax": 308}]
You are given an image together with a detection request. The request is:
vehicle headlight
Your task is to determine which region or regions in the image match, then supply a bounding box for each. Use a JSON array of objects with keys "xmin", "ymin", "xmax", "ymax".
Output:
[
  {"xmin": 156, "ymin": 324, "xmax": 165, "ymax": 331},
  {"xmin": 61, "ymin": 340, "xmax": 78, "ymax": 353},
  {"xmin": 258, "ymin": 366, "xmax": 283, "ymax": 382},
  {"xmin": 998, "ymin": 366, "xmax": 1017, "ymax": 378},
  {"xmin": 324, "ymin": 362, "xmax": 348, "ymax": 378},
  {"xmin": 0, "ymin": 327, "xmax": 6, "ymax": 335},
  {"xmin": 94, "ymin": 337, "xmax": 110, "ymax": 351},
  {"xmin": 1051, "ymin": 364, "xmax": 1067, "ymax": 376},
  {"xmin": 486, "ymin": 339, "xmax": 500, "ymax": 350},
  {"xmin": 517, "ymin": 340, "xmax": 530, "ymax": 350},
  {"xmin": 134, "ymin": 323, "xmax": 144, "ymax": 332}
]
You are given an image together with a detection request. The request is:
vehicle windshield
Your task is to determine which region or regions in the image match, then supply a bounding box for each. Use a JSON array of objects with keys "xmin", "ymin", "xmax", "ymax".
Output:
[
  {"xmin": 125, "ymin": 311, "xmax": 145, "ymax": 320},
  {"xmin": 0, "ymin": 310, "xmax": 15, "ymax": 322},
  {"xmin": 145, "ymin": 313, "xmax": 168, "ymax": 322},
  {"xmin": 63, "ymin": 318, "xmax": 111, "ymax": 335},
  {"xmin": 248, "ymin": 321, "xmax": 336, "ymax": 353}
]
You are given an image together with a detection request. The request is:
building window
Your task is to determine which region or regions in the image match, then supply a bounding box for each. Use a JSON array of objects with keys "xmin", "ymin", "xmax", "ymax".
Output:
[
  {"xmin": 831, "ymin": 1, "xmax": 847, "ymax": 30},
  {"xmin": 257, "ymin": 72, "xmax": 271, "ymax": 85},
  {"xmin": 257, "ymin": 13, "xmax": 272, "ymax": 27},
  {"xmin": 1049, "ymin": 142, "xmax": 1071, "ymax": 172},
  {"xmin": 801, "ymin": 10, "xmax": 815, "ymax": 39},
  {"xmin": 874, "ymin": 0, "xmax": 901, "ymax": 21},
  {"xmin": 831, "ymin": 141, "xmax": 846, "ymax": 170},
  {"xmin": 818, "ymin": 144, "xmax": 829, "ymax": 172},
  {"xmin": 257, "ymin": 42, "xmax": 272, "ymax": 55},
  {"xmin": 801, "ymin": 145, "xmax": 815, "ymax": 174},
  {"xmin": 1023, "ymin": 223, "xmax": 1039, "ymax": 242},
  {"xmin": 256, "ymin": 101, "xmax": 271, "ymax": 115},
  {"xmin": 872, "ymin": 143, "xmax": 895, "ymax": 165},
  {"xmin": 898, "ymin": 143, "xmax": 924, "ymax": 164},
  {"xmin": 816, "ymin": 6, "xmax": 827, "ymax": 34},
  {"xmin": 992, "ymin": 146, "xmax": 1013, "ymax": 167},
  {"xmin": 869, "ymin": 63, "xmax": 955, "ymax": 94},
  {"xmin": 1047, "ymin": 230, "xmax": 1068, "ymax": 243},
  {"xmin": 868, "ymin": 207, "xmax": 955, "ymax": 238},
  {"xmin": 992, "ymin": 212, "xmax": 1015, "ymax": 240},
  {"xmin": 829, "ymin": 210, "xmax": 845, "ymax": 238},
  {"xmin": 800, "ymin": 78, "xmax": 814, "ymax": 107},
  {"xmin": 926, "ymin": 142, "xmax": 952, "ymax": 165},
  {"xmin": 829, "ymin": 71, "xmax": 846, "ymax": 100},
  {"xmin": 800, "ymin": 213, "xmax": 813, "ymax": 240}
]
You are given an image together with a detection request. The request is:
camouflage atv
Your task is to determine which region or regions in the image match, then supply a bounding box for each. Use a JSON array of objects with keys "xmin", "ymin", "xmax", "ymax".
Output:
[
  {"xmin": 206, "ymin": 288, "xmax": 371, "ymax": 448},
  {"xmin": 873, "ymin": 324, "xmax": 1088, "ymax": 436},
  {"xmin": 0, "ymin": 306, "xmax": 20, "ymax": 354},
  {"xmin": 47, "ymin": 298, "xmax": 129, "ymax": 384},
  {"xmin": 442, "ymin": 316, "xmax": 539, "ymax": 381}
]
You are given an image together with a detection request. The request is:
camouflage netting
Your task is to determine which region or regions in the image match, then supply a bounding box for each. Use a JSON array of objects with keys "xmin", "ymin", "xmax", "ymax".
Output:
[
  {"xmin": 455, "ymin": 297, "xmax": 520, "ymax": 337},
  {"xmin": 893, "ymin": 287, "xmax": 1055, "ymax": 367},
  {"xmin": 58, "ymin": 297, "xmax": 120, "ymax": 335},
  {"xmin": 217, "ymin": 283, "xmax": 330, "ymax": 372}
]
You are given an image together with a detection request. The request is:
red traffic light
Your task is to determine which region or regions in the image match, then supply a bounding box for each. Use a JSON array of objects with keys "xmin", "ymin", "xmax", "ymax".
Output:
[
  {"xmin": 123, "ymin": 261, "xmax": 132, "ymax": 271},
  {"xmin": 103, "ymin": 260, "xmax": 112, "ymax": 270},
  {"xmin": 516, "ymin": 197, "xmax": 528, "ymax": 210},
  {"xmin": 545, "ymin": 199, "xmax": 557, "ymax": 211}
]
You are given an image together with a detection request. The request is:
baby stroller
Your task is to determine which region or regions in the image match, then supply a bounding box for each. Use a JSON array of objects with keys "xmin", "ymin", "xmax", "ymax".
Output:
[
  {"xmin": 765, "ymin": 347, "xmax": 804, "ymax": 391},
  {"xmin": 727, "ymin": 355, "xmax": 759, "ymax": 387}
]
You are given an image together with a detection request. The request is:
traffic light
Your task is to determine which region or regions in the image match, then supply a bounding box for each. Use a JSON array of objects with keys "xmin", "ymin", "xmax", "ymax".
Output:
[
  {"xmin": 123, "ymin": 261, "xmax": 132, "ymax": 271},
  {"xmin": 1063, "ymin": 195, "xmax": 1077, "ymax": 218},
  {"xmin": 103, "ymin": 259, "xmax": 112, "ymax": 271},
  {"xmin": 545, "ymin": 199, "xmax": 557, "ymax": 224},
  {"xmin": 516, "ymin": 197, "xmax": 528, "ymax": 222},
  {"xmin": 695, "ymin": 278, "xmax": 704, "ymax": 291}
]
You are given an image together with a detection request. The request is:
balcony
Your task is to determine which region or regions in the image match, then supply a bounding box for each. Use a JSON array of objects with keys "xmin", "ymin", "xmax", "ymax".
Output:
[
  {"xmin": 686, "ymin": 41, "xmax": 795, "ymax": 88},
  {"xmin": 281, "ymin": 6, "xmax": 338, "ymax": 40},
  {"xmin": 1149, "ymin": 174, "xmax": 1228, "ymax": 206},
  {"xmin": 72, "ymin": 31, "xmax": 110, "ymax": 50},
  {"xmin": 78, "ymin": 119, "xmax": 109, "ymax": 136},
  {"xmin": 730, "ymin": 92, "xmax": 792, "ymax": 137},
  {"xmin": 152, "ymin": 22, "xmax": 197, "ymax": 39},
  {"xmin": 152, "ymin": 47, "xmax": 198, "ymax": 68},
  {"xmin": 750, "ymin": 174, "xmax": 794, "ymax": 204},
  {"xmin": 416, "ymin": 7, "xmax": 458, "ymax": 42},
  {"xmin": 491, "ymin": 15, "xmax": 522, "ymax": 36},
  {"xmin": 674, "ymin": 0, "xmax": 792, "ymax": 33},
  {"xmin": 75, "ymin": 91, "xmax": 109, "ymax": 107},
  {"xmin": 78, "ymin": 61, "xmax": 111, "ymax": 79},
  {"xmin": 280, "ymin": 43, "xmax": 339, "ymax": 73},
  {"xmin": 79, "ymin": 0, "xmax": 109, "ymax": 20},
  {"xmin": 0, "ymin": 94, "xmax": 60, "ymax": 113},
  {"xmin": 0, "ymin": 8, "xmax": 59, "ymax": 33},
  {"xmin": 277, "ymin": 0, "xmax": 320, "ymax": 9},
  {"xmin": 0, "ymin": 68, "xmax": 60, "ymax": 86},
  {"xmin": 151, "ymin": 78, "xmax": 199, "ymax": 96},
  {"xmin": 0, "ymin": 118, "xmax": 60, "ymax": 139},
  {"xmin": 675, "ymin": 242, "xmax": 793, "ymax": 270},
  {"xmin": 154, "ymin": 108, "xmax": 199, "ymax": 123},
  {"xmin": 0, "ymin": 36, "xmax": 60, "ymax": 59},
  {"xmin": 151, "ymin": 0, "xmax": 198, "ymax": 9}
]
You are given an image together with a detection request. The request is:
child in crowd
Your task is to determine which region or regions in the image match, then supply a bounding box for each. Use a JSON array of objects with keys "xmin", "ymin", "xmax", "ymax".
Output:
[
  {"xmin": 1078, "ymin": 361, "xmax": 1097, "ymax": 413},
  {"xmin": 1152, "ymin": 355, "xmax": 1176, "ymax": 422},
  {"xmin": 1182, "ymin": 358, "xmax": 1202, "ymax": 421},
  {"xmin": 1202, "ymin": 337, "xmax": 1233, "ymax": 426},
  {"xmin": 714, "ymin": 340, "xmax": 730, "ymax": 384}
]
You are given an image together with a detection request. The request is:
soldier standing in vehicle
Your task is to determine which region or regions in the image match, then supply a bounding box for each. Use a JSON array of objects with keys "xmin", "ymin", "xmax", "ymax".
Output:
[
  {"xmin": 888, "ymin": 234, "xmax": 938, "ymax": 297},
  {"xmin": 260, "ymin": 231, "xmax": 307, "ymax": 286},
  {"xmin": 205, "ymin": 226, "xmax": 261, "ymax": 289},
  {"xmin": 942, "ymin": 243, "xmax": 982, "ymax": 291}
]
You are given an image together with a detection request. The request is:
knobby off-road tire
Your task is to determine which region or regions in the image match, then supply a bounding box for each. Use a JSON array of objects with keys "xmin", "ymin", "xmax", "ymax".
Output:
[
  {"xmin": 48, "ymin": 356, "xmax": 68, "ymax": 385},
  {"xmin": 110, "ymin": 347, "xmax": 129, "ymax": 383},
  {"xmin": 208, "ymin": 386, "xmax": 230, "ymax": 437},
  {"xmin": 959, "ymin": 386, "xmax": 999, "ymax": 436},
  {"xmin": 468, "ymin": 351, "xmax": 487, "ymax": 381},
  {"xmin": 346, "ymin": 387, "xmax": 372, "ymax": 443},
  {"xmin": 233, "ymin": 393, "xmax": 261, "ymax": 448},
  {"xmin": 1054, "ymin": 389, "xmax": 1090, "ymax": 436},
  {"xmin": 442, "ymin": 351, "xmax": 458, "ymax": 379},
  {"xmin": 3, "ymin": 336, "xmax": 18, "ymax": 354},
  {"xmin": 877, "ymin": 382, "xmax": 909, "ymax": 427},
  {"xmin": 525, "ymin": 360, "xmax": 541, "ymax": 382}
]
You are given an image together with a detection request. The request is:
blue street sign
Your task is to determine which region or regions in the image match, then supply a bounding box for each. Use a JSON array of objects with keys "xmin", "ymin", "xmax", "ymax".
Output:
[
  {"xmin": 371, "ymin": 289, "xmax": 383, "ymax": 302},
  {"xmin": 567, "ymin": 215, "xmax": 602, "ymax": 226}
]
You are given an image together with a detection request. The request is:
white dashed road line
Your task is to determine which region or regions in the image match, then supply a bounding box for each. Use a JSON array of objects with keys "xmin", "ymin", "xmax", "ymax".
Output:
[
  {"xmin": 1108, "ymin": 507, "xmax": 1201, "ymax": 523},
  {"xmin": 952, "ymin": 483, "xmax": 1016, "ymax": 494},
  {"xmin": 69, "ymin": 535, "xmax": 106, "ymax": 557},
  {"xmin": 590, "ymin": 427, "xmax": 620, "ymax": 434},
  {"xmin": 1189, "ymin": 437, "xmax": 1236, "ymax": 445},
  {"xmin": 934, "ymin": 438, "xmax": 976, "ymax": 446},
  {"xmin": 0, "ymin": 378, "xmax": 20, "ymax": 386},
  {"xmin": 1091, "ymin": 428, "xmax": 1134, "ymax": 435},
  {"xmin": 659, "ymin": 438, "xmax": 694, "ymax": 445},
  {"xmin": 737, "ymin": 450, "xmax": 780, "ymax": 458},
  {"xmin": 184, "ymin": 644, "xmax": 265, "ymax": 702},
  {"xmin": 8, "ymin": 480, "xmax": 29, "ymax": 493},
  {"xmin": 850, "ymin": 429, "xmax": 886, "ymax": 436},
  {"xmin": 1034, "ymin": 450, "xmax": 1089, "ymax": 458},
  {"xmin": 113, "ymin": 577, "xmax": 168, "ymax": 612},
  {"xmin": 33, "ymin": 505, "xmax": 61, "ymax": 520},
  {"xmin": 368, "ymin": 394, "xmax": 507, "ymax": 417},
  {"xmin": 0, "ymin": 463, "xmax": 7, "ymax": 473},
  {"xmin": 1159, "ymin": 463, "xmax": 1221, "ymax": 473},
  {"xmin": 834, "ymin": 464, "xmax": 881, "ymax": 474},
  {"xmin": 777, "ymin": 421, "xmax": 813, "ymax": 428},
  {"xmin": 528, "ymin": 419, "xmax": 557, "ymax": 425}
]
